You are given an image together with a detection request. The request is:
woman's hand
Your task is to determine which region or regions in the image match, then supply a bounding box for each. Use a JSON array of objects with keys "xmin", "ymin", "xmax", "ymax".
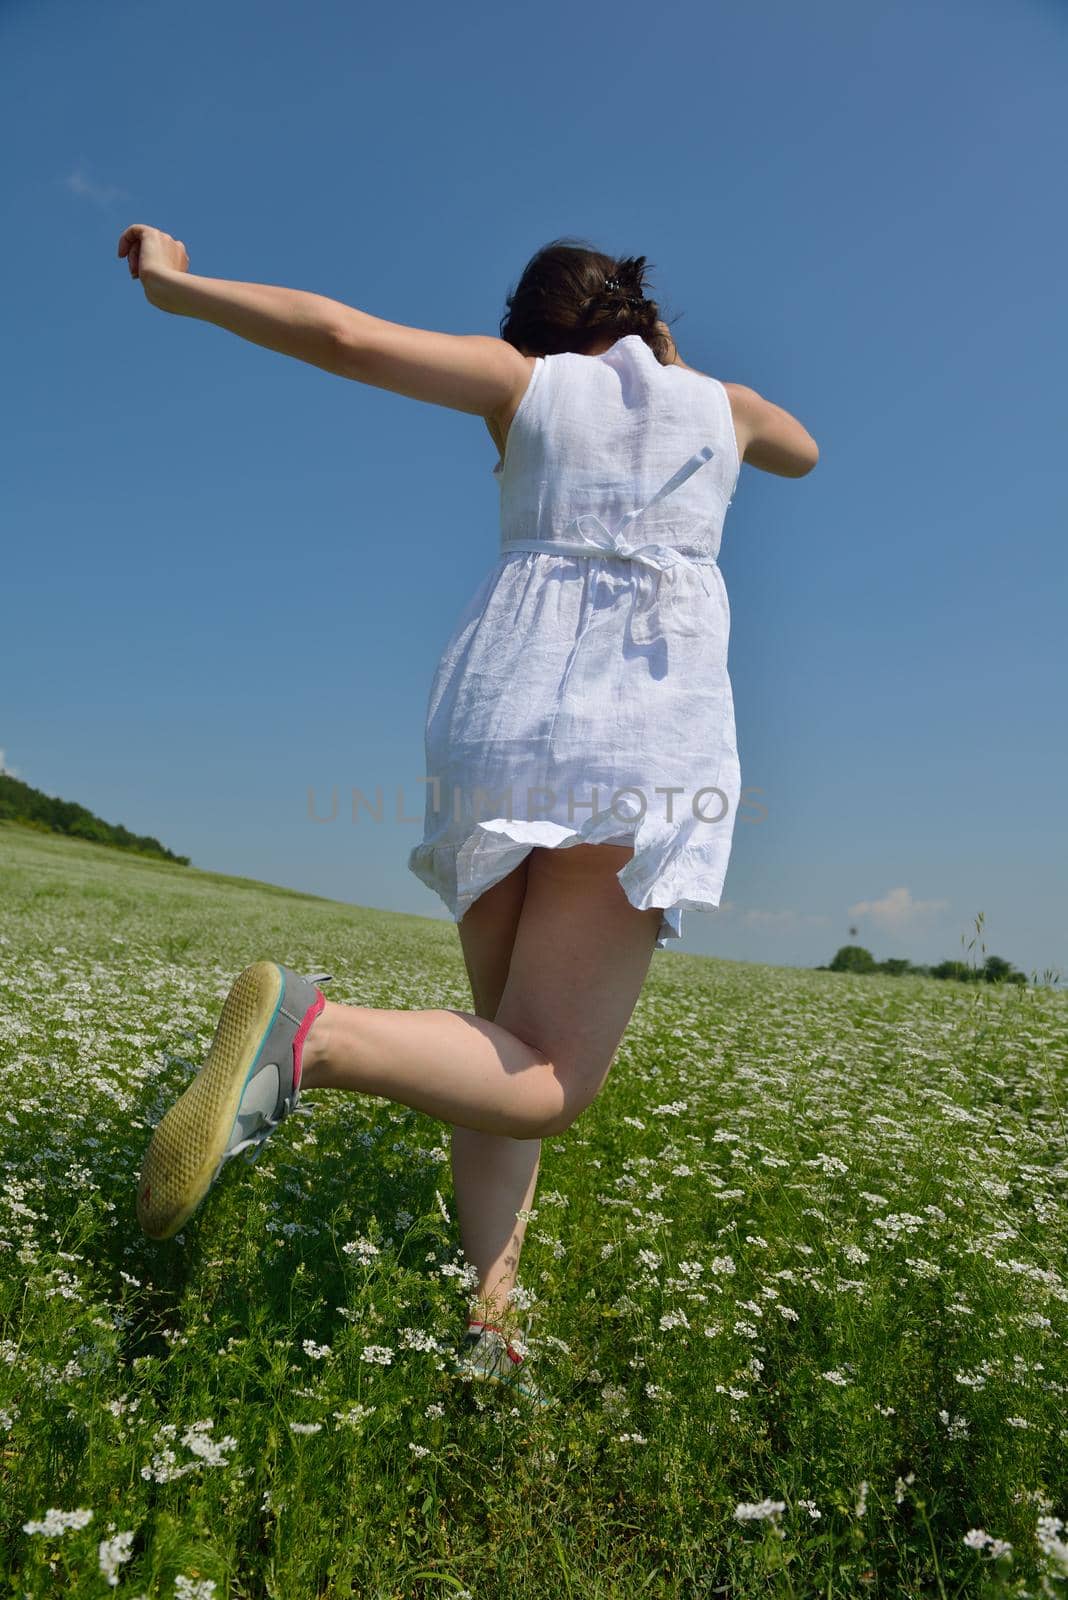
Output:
[{"xmin": 117, "ymin": 224, "xmax": 190, "ymax": 291}]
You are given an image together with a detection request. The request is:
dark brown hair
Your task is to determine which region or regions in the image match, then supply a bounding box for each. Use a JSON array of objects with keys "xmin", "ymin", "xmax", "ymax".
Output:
[{"xmin": 499, "ymin": 237, "xmax": 676, "ymax": 364}]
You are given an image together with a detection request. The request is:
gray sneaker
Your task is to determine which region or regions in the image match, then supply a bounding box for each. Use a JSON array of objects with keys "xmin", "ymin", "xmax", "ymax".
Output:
[
  {"xmin": 452, "ymin": 1323, "xmax": 555, "ymax": 1408},
  {"xmin": 136, "ymin": 960, "xmax": 332, "ymax": 1241}
]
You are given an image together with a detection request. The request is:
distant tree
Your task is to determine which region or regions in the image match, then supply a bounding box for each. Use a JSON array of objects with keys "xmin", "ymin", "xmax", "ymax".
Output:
[
  {"xmin": 925, "ymin": 954, "xmax": 1029, "ymax": 986},
  {"xmin": 0, "ymin": 773, "xmax": 189, "ymax": 865},
  {"xmin": 930, "ymin": 960, "xmax": 975, "ymax": 982},
  {"xmin": 69, "ymin": 814, "xmax": 109, "ymax": 844},
  {"xmin": 978, "ymin": 953, "xmax": 1016, "ymax": 979},
  {"xmin": 821, "ymin": 945, "xmax": 1029, "ymax": 983},
  {"xmin": 983, "ymin": 956, "xmax": 1027, "ymax": 986},
  {"xmin": 829, "ymin": 945, "xmax": 876, "ymax": 974}
]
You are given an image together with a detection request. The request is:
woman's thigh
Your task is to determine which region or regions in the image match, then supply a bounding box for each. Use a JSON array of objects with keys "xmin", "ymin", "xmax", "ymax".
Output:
[
  {"xmin": 493, "ymin": 843, "xmax": 662, "ymax": 1130},
  {"xmin": 457, "ymin": 855, "xmax": 531, "ymax": 1020}
]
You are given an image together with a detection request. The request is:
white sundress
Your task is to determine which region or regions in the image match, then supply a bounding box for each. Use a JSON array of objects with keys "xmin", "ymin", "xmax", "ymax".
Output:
[{"xmin": 407, "ymin": 332, "xmax": 743, "ymax": 950}]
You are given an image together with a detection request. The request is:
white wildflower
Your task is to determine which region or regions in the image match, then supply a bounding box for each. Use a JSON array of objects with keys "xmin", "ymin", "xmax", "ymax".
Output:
[
  {"xmin": 1036, "ymin": 1516, "xmax": 1068, "ymax": 1574},
  {"xmin": 360, "ymin": 1345, "xmax": 395, "ymax": 1365},
  {"xmin": 805, "ymin": 1152, "xmax": 848, "ymax": 1175},
  {"xmin": 398, "ymin": 1326, "xmax": 444, "ymax": 1354},
  {"xmin": 98, "ymin": 1529, "xmax": 135, "ymax": 1586},
  {"xmin": 181, "ymin": 1422, "xmax": 236, "ymax": 1465},
  {"xmin": 341, "ymin": 1237, "xmax": 379, "ymax": 1263},
  {"xmin": 333, "ymin": 1403, "xmax": 376, "ymax": 1426},
  {"xmin": 23, "ymin": 1507, "xmax": 94, "ymax": 1537},
  {"xmin": 174, "ymin": 1578, "xmax": 217, "ymax": 1600},
  {"xmin": 734, "ymin": 1498, "xmax": 786, "ymax": 1522},
  {"xmin": 659, "ymin": 1309, "xmax": 690, "ymax": 1330},
  {"xmin": 964, "ymin": 1528, "xmax": 1013, "ymax": 1558}
]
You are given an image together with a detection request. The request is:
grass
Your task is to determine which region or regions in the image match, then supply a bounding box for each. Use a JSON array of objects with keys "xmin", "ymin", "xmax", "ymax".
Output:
[{"xmin": 1, "ymin": 821, "xmax": 1066, "ymax": 1599}]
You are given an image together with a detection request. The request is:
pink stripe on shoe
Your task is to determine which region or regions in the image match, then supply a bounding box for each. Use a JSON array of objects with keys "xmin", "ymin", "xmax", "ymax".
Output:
[
  {"xmin": 292, "ymin": 990, "xmax": 326, "ymax": 1094},
  {"xmin": 471, "ymin": 1322, "xmax": 524, "ymax": 1364}
]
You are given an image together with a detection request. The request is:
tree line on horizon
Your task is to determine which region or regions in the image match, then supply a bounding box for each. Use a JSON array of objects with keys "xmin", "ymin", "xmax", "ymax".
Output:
[
  {"xmin": 818, "ymin": 943, "xmax": 1028, "ymax": 985},
  {"xmin": 0, "ymin": 773, "xmax": 190, "ymax": 866}
]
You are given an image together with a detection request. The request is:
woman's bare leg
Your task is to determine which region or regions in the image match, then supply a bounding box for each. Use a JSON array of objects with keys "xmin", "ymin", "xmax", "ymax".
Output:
[
  {"xmin": 451, "ymin": 857, "xmax": 541, "ymax": 1335},
  {"xmin": 300, "ymin": 841, "xmax": 660, "ymax": 1138},
  {"xmin": 299, "ymin": 989, "xmax": 556, "ymax": 1138}
]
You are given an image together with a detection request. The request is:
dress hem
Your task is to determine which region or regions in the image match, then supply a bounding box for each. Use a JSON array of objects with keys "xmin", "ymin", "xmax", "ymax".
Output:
[{"xmin": 409, "ymin": 813, "xmax": 727, "ymax": 951}]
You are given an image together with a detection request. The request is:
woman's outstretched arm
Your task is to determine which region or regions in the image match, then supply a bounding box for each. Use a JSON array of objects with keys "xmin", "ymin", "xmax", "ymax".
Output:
[
  {"xmin": 119, "ymin": 223, "xmax": 368, "ymax": 378},
  {"xmin": 116, "ymin": 222, "xmax": 527, "ymax": 419}
]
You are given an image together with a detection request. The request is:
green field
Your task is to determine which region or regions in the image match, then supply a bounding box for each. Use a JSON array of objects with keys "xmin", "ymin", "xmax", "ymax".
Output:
[{"xmin": 1, "ymin": 822, "xmax": 1065, "ymax": 1599}]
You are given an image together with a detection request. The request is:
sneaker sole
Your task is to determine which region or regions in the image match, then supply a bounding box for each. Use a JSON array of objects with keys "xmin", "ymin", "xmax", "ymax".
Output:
[{"xmin": 136, "ymin": 961, "xmax": 285, "ymax": 1240}]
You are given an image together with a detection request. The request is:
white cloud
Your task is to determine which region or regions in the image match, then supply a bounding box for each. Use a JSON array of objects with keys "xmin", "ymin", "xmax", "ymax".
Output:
[
  {"xmin": 741, "ymin": 908, "xmax": 830, "ymax": 930},
  {"xmin": 847, "ymin": 886, "xmax": 949, "ymax": 930},
  {"xmin": 0, "ymin": 747, "xmax": 17, "ymax": 778},
  {"xmin": 63, "ymin": 166, "xmax": 128, "ymax": 210}
]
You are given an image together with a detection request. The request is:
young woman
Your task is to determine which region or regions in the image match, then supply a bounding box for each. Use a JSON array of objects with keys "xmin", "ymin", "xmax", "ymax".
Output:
[{"xmin": 121, "ymin": 228, "xmax": 819, "ymax": 1402}]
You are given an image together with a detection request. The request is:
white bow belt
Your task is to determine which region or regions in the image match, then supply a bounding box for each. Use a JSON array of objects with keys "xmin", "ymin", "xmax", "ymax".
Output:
[{"xmin": 498, "ymin": 445, "xmax": 719, "ymax": 644}]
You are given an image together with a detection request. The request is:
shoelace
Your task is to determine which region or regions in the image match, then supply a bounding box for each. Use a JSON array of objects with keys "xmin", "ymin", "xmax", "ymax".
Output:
[{"xmin": 209, "ymin": 969, "xmax": 333, "ymax": 1185}]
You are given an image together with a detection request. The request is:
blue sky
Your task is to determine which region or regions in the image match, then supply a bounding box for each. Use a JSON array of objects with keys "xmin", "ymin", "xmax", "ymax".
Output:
[{"xmin": 2, "ymin": 0, "xmax": 1065, "ymax": 981}]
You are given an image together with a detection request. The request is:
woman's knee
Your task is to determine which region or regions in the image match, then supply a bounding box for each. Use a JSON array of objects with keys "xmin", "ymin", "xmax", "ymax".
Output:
[
  {"xmin": 494, "ymin": 992, "xmax": 624, "ymax": 1138},
  {"xmin": 535, "ymin": 1102, "xmax": 585, "ymax": 1139},
  {"xmin": 531, "ymin": 1047, "xmax": 614, "ymax": 1138}
]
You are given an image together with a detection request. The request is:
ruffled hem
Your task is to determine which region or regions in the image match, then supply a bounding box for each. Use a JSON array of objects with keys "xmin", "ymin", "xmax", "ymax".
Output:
[{"xmin": 408, "ymin": 810, "xmax": 727, "ymax": 951}]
